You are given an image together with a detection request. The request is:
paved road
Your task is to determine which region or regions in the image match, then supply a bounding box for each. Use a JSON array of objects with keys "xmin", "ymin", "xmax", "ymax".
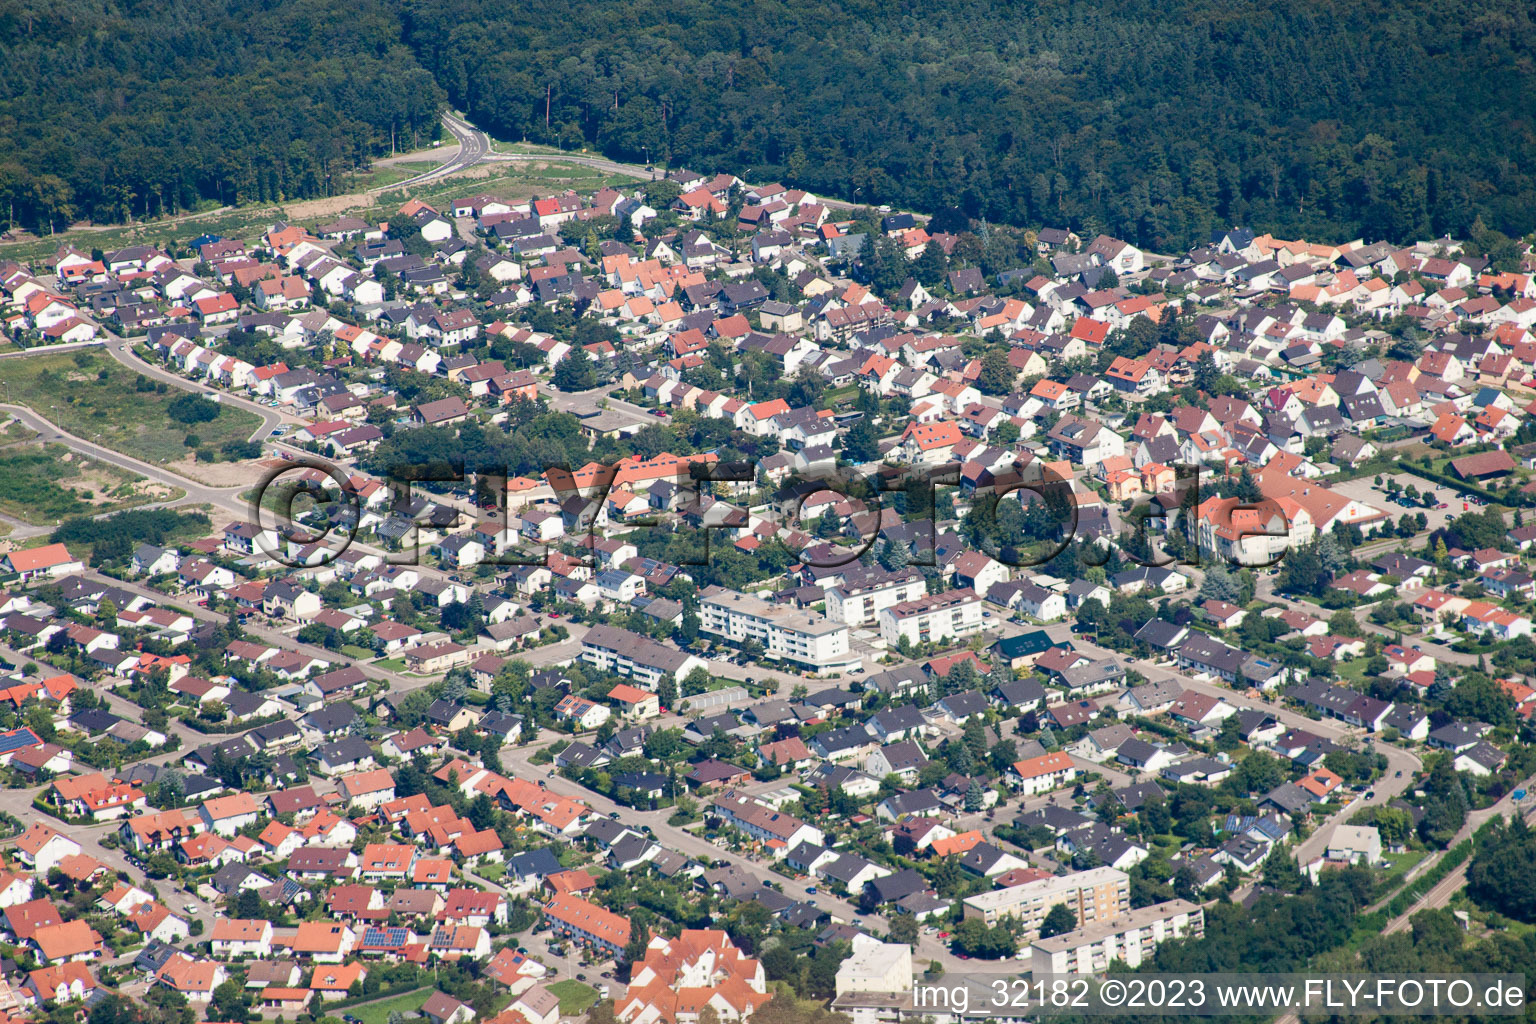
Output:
[
  {"xmin": 0, "ymin": 339, "xmax": 104, "ymax": 361},
  {"xmin": 1380, "ymin": 776, "xmax": 1536, "ymax": 935},
  {"xmin": 538, "ymin": 383, "xmax": 671, "ymax": 427},
  {"xmin": 0, "ymin": 402, "xmax": 240, "ymax": 507},
  {"xmin": 382, "ymin": 113, "xmax": 494, "ymax": 192},
  {"xmin": 1065, "ymin": 632, "xmax": 1424, "ymax": 866},
  {"xmin": 0, "ymin": 294, "xmax": 293, "ymax": 444},
  {"xmin": 423, "ymin": 111, "xmax": 887, "ymax": 215},
  {"xmin": 1253, "ymin": 575, "xmax": 1479, "ymax": 668},
  {"xmin": 106, "ymin": 333, "xmax": 295, "ymax": 442}
]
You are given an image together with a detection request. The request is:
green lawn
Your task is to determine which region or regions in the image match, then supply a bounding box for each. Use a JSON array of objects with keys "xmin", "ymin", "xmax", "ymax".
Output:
[
  {"xmin": 1336, "ymin": 659, "xmax": 1369, "ymax": 684},
  {"xmin": 547, "ymin": 980, "xmax": 599, "ymax": 1015},
  {"xmin": 350, "ymin": 988, "xmax": 434, "ymax": 1024},
  {"xmin": 1377, "ymin": 849, "xmax": 1428, "ymax": 889},
  {"xmin": 0, "ymin": 351, "xmax": 261, "ymax": 465}
]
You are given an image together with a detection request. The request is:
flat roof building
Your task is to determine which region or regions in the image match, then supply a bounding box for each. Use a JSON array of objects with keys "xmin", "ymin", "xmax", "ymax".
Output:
[
  {"xmin": 962, "ymin": 865, "xmax": 1129, "ymax": 936},
  {"xmin": 1029, "ymin": 899, "xmax": 1203, "ymax": 975},
  {"xmin": 699, "ymin": 587, "xmax": 855, "ymax": 669}
]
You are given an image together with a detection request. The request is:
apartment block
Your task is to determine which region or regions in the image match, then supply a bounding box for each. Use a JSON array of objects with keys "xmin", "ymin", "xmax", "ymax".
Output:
[
  {"xmin": 579, "ymin": 625, "xmax": 707, "ymax": 689},
  {"xmin": 698, "ymin": 586, "xmax": 855, "ymax": 669},
  {"xmin": 961, "ymin": 865, "xmax": 1130, "ymax": 936},
  {"xmin": 878, "ymin": 588, "xmax": 983, "ymax": 647},
  {"xmin": 1029, "ymin": 899, "xmax": 1204, "ymax": 975},
  {"xmin": 825, "ymin": 569, "xmax": 927, "ymax": 627}
]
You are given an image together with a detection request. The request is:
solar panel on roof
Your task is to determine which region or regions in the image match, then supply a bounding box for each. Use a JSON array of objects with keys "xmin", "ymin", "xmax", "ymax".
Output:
[
  {"xmin": 0, "ymin": 728, "xmax": 40, "ymax": 754},
  {"xmin": 364, "ymin": 927, "xmax": 409, "ymax": 946}
]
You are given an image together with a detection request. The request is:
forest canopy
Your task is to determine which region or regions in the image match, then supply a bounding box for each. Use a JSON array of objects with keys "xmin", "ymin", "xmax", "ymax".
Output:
[
  {"xmin": 5, "ymin": 0, "xmax": 1535, "ymax": 251},
  {"xmin": 397, "ymin": 0, "xmax": 1536, "ymax": 249},
  {"xmin": 0, "ymin": 0, "xmax": 444, "ymax": 232}
]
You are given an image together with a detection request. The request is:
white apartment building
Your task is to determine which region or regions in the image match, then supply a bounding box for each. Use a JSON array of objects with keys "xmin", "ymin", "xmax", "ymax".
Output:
[
  {"xmin": 835, "ymin": 934, "xmax": 913, "ymax": 996},
  {"xmin": 878, "ymin": 588, "xmax": 984, "ymax": 647},
  {"xmin": 1030, "ymin": 900, "xmax": 1204, "ymax": 975},
  {"xmin": 826, "ymin": 571, "xmax": 927, "ymax": 627},
  {"xmin": 699, "ymin": 587, "xmax": 856, "ymax": 669},
  {"xmin": 961, "ymin": 865, "xmax": 1130, "ymax": 936},
  {"xmin": 579, "ymin": 624, "xmax": 707, "ymax": 688}
]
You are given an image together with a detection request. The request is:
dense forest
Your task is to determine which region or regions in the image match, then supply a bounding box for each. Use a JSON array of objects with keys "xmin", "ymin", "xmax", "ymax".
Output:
[
  {"xmin": 0, "ymin": 0, "xmax": 443, "ymax": 232},
  {"xmin": 5, "ymin": 0, "xmax": 1535, "ymax": 249},
  {"xmin": 398, "ymin": 0, "xmax": 1536, "ymax": 249}
]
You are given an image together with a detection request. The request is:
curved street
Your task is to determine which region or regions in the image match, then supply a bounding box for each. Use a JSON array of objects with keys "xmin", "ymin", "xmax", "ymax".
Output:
[
  {"xmin": 0, "ymin": 402, "xmax": 244, "ymax": 507},
  {"xmin": 380, "ymin": 113, "xmax": 494, "ymax": 192},
  {"xmin": 104, "ymin": 333, "xmax": 294, "ymax": 442}
]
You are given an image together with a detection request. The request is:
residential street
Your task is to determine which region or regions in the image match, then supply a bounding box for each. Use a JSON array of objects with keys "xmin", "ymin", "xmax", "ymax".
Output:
[{"xmin": 1060, "ymin": 629, "xmax": 1424, "ymax": 866}]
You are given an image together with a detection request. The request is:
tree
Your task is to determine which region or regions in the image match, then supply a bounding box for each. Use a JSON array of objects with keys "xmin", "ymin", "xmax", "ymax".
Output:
[
  {"xmin": 209, "ymin": 980, "xmax": 252, "ymax": 1024},
  {"xmin": 1443, "ymin": 675, "xmax": 1516, "ymax": 728},
  {"xmin": 622, "ymin": 919, "xmax": 652, "ymax": 963},
  {"xmin": 553, "ymin": 351, "xmax": 597, "ymax": 391},
  {"xmin": 842, "ymin": 417, "xmax": 881, "ymax": 463},
  {"xmin": 1172, "ymin": 862, "xmax": 1201, "ymax": 901},
  {"xmin": 166, "ymin": 392, "xmax": 220, "ymax": 425},
  {"xmin": 1039, "ymin": 902, "xmax": 1078, "ymax": 938},
  {"xmin": 235, "ymin": 887, "xmax": 262, "ymax": 918},
  {"xmin": 1467, "ymin": 817, "xmax": 1536, "ymax": 923},
  {"xmin": 964, "ymin": 778, "xmax": 985, "ymax": 811},
  {"xmin": 1371, "ymin": 805, "xmax": 1413, "ymax": 847},
  {"xmin": 1278, "ymin": 540, "xmax": 1327, "ymax": 597},
  {"xmin": 888, "ymin": 914, "xmax": 920, "ymax": 945},
  {"xmin": 1262, "ymin": 848, "xmax": 1307, "ymax": 893},
  {"xmin": 645, "ymin": 180, "xmax": 682, "ymax": 207},
  {"xmin": 1141, "ymin": 794, "xmax": 1172, "ymax": 835},
  {"xmin": 1229, "ymin": 751, "xmax": 1286, "ymax": 795},
  {"xmin": 913, "ymin": 244, "xmax": 948, "ymax": 287},
  {"xmin": 1198, "ymin": 562, "xmax": 1240, "ymax": 604},
  {"xmin": 951, "ymin": 917, "xmax": 1016, "ymax": 959},
  {"xmin": 975, "ymin": 348, "xmax": 1017, "ymax": 396},
  {"xmin": 1419, "ymin": 757, "xmax": 1469, "ymax": 847},
  {"xmin": 1327, "ymin": 609, "xmax": 1363, "ymax": 638}
]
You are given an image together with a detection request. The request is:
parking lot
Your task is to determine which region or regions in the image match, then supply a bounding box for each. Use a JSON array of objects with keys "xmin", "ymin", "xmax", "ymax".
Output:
[{"xmin": 1329, "ymin": 471, "xmax": 1464, "ymax": 535}]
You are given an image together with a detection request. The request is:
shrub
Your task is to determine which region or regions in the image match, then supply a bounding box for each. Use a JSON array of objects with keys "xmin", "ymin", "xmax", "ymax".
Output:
[{"xmin": 167, "ymin": 392, "xmax": 219, "ymax": 425}]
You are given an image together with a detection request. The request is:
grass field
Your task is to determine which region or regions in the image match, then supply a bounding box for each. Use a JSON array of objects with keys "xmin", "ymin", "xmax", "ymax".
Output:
[
  {"xmin": 547, "ymin": 980, "xmax": 599, "ymax": 1015},
  {"xmin": 0, "ymin": 350, "xmax": 261, "ymax": 465},
  {"xmin": 0, "ymin": 440, "xmax": 174, "ymax": 525},
  {"xmin": 346, "ymin": 160, "xmax": 438, "ymax": 191},
  {"xmin": 349, "ymin": 988, "xmax": 433, "ymax": 1024}
]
